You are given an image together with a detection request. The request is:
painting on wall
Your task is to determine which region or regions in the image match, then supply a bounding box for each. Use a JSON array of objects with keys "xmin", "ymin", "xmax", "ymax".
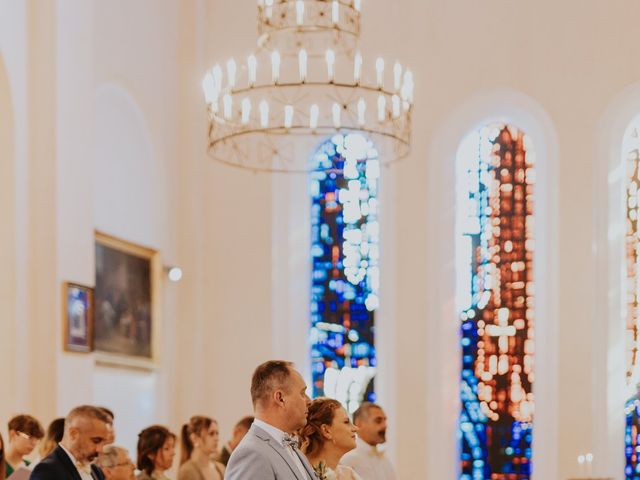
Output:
[
  {"xmin": 94, "ymin": 231, "xmax": 160, "ymax": 365},
  {"xmin": 63, "ymin": 282, "xmax": 94, "ymax": 352}
]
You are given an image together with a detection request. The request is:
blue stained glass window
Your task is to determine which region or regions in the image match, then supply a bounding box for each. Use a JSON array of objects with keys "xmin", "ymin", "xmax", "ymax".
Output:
[
  {"xmin": 456, "ymin": 125, "xmax": 535, "ymax": 479},
  {"xmin": 310, "ymin": 133, "xmax": 379, "ymax": 414}
]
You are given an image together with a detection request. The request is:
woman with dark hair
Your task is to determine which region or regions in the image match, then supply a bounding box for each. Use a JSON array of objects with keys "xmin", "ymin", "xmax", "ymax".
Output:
[
  {"xmin": 38, "ymin": 418, "xmax": 65, "ymax": 460},
  {"xmin": 178, "ymin": 416, "xmax": 225, "ymax": 480},
  {"xmin": 5, "ymin": 414, "xmax": 44, "ymax": 476},
  {"xmin": 136, "ymin": 425, "xmax": 176, "ymax": 480},
  {"xmin": 298, "ymin": 398, "xmax": 361, "ymax": 480}
]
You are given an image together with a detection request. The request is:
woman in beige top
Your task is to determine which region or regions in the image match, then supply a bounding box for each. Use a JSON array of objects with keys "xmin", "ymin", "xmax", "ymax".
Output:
[
  {"xmin": 178, "ymin": 416, "xmax": 225, "ymax": 480},
  {"xmin": 136, "ymin": 425, "xmax": 176, "ymax": 480},
  {"xmin": 298, "ymin": 398, "xmax": 362, "ymax": 480}
]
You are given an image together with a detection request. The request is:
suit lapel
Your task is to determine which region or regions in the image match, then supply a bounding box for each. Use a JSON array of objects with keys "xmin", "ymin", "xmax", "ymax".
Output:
[
  {"xmin": 252, "ymin": 426, "xmax": 310, "ymax": 480},
  {"xmin": 292, "ymin": 446, "xmax": 316, "ymax": 479},
  {"xmin": 54, "ymin": 446, "xmax": 83, "ymax": 480}
]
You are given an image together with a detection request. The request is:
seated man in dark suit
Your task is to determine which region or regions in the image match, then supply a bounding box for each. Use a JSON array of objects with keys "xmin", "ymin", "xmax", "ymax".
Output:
[{"xmin": 30, "ymin": 405, "xmax": 112, "ymax": 480}]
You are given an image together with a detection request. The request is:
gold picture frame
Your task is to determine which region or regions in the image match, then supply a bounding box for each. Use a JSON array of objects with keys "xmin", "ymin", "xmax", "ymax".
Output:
[
  {"xmin": 93, "ymin": 231, "xmax": 161, "ymax": 369},
  {"xmin": 63, "ymin": 282, "xmax": 94, "ymax": 353}
]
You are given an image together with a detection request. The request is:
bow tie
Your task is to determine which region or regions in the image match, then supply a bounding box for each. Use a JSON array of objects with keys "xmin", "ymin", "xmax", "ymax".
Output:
[
  {"xmin": 282, "ymin": 433, "xmax": 299, "ymax": 449},
  {"xmin": 75, "ymin": 462, "xmax": 92, "ymax": 475},
  {"xmin": 369, "ymin": 446, "xmax": 385, "ymax": 459}
]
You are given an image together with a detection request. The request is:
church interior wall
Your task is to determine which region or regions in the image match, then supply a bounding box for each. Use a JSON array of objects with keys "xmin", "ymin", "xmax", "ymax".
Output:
[{"xmin": 3, "ymin": 0, "xmax": 640, "ymax": 478}]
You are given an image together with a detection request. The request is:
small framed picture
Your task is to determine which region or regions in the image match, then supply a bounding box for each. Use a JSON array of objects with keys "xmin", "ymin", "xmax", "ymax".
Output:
[{"xmin": 63, "ymin": 282, "xmax": 94, "ymax": 352}]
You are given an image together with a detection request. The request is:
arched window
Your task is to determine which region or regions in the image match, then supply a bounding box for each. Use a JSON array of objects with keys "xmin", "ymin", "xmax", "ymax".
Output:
[
  {"xmin": 309, "ymin": 133, "xmax": 379, "ymax": 413},
  {"xmin": 456, "ymin": 124, "xmax": 535, "ymax": 479},
  {"xmin": 624, "ymin": 118, "xmax": 640, "ymax": 479}
]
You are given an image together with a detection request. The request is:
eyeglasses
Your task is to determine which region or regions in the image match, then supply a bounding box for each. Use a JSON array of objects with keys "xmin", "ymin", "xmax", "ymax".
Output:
[
  {"xmin": 16, "ymin": 432, "xmax": 36, "ymax": 442},
  {"xmin": 109, "ymin": 459, "xmax": 134, "ymax": 468}
]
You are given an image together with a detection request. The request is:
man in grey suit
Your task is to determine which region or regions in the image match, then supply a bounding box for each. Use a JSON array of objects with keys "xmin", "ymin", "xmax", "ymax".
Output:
[{"xmin": 226, "ymin": 360, "xmax": 316, "ymax": 480}]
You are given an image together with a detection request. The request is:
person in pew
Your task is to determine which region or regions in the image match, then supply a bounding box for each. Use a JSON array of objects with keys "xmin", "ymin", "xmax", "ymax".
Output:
[
  {"xmin": 298, "ymin": 398, "xmax": 361, "ymax": 480},
  {"xmin": 38, "ymin": 419, "xmax": 65, "ymax": 461},
  {"xmin": 136, "ymin": 425, "xmax": 176, "ymax": 480},
  {"xmin": 95, "ymin": 446, "xmax": 135, "ymax": 480},
  {"xmin": 30, "ymin": 405, "xmax": 112, "ymax": 480},
  {"xmin": 5, "ymin": 415, "xmax": 44, "ymax": 477},
  {"xmin": 178, "ymin": 416, "xmax": 225, "ymax": 480},
  {"xmin": 215, "ymin": 417, "xmax": 253, "ymax": 467},
  {"xmin": 341, "ymin": 402, "xmax": 397, "ymax": 480},
  {"xmin": 1, "ymin": 432, "xmax": 6, "ymax": 480}
]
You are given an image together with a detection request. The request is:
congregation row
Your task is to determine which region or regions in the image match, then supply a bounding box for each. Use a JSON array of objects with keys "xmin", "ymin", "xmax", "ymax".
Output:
[{"xmin": 0, "ymin": 361, "xmax": 397, "ymax": 480}]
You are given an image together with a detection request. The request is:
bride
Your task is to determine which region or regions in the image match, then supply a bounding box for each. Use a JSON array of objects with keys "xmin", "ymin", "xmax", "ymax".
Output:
[{"xmin": 298, "ymin": 398, "xmax": 362, "ymax": 480}]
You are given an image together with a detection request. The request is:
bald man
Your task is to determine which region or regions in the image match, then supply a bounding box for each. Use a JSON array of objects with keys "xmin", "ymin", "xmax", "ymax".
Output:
[{"xmin": 30, "ymin": 405, "xmax": 112, "ymax": 480}]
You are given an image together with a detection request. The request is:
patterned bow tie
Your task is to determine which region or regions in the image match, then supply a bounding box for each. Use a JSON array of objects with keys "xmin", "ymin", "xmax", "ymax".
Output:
[
  {"xmin": 282, "ymin": 433, "xmax": 299, "ymax": 449},
  {"xmin": 75, "ymin": 462, "xmax": 92, "ymax": 475}
]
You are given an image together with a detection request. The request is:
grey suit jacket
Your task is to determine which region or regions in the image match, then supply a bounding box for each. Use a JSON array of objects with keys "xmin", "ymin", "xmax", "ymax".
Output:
[{"xmin": 225, "ymin": 424, "xmax": 316, "ymax": 480}]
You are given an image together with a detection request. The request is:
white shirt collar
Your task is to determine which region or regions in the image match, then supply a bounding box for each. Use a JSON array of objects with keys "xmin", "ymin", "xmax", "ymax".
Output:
[
  {"xmin": 253, "ymin": 418, "xmax": 287, "ymax": 445},
  {"xmin": 356, "ymin": 437, "xmax": 383, "ymax": 456},
  {"xmin": 59, "ymin": 443, "xmax": 82, "ymax": 466}
]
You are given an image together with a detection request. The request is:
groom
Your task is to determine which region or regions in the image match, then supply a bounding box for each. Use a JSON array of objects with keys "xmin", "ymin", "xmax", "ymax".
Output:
[{"xmin": 226, "ymin": 360, "xmax": 316, "ymax": 480}]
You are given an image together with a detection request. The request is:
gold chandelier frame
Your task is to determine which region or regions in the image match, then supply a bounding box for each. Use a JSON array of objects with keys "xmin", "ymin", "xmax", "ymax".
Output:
[{"xmin": 203, "ymin": 0, "xmax": 414, "ymax": 173}]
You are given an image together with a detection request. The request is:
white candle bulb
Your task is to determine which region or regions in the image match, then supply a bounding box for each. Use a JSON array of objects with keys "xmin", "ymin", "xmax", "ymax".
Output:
[
  {"xmin": 377, "ymin": 95, "xmax": 386, "ymax": 122},
  {"xmin": 326, "ymin": 49, "xmax": 335, "ymax": 81},
  {"xmin": 265, "ymin": 0, "xmax": 273, "ymax": 18},
  {"xmin": 212, "ymin": 64, "xmax": 222, "ymax": 93},
  {"xmin": 296, "ymin": 0, "xmax": 304, "ymax": 25},
  {"xmin": 271, "ymin": 50, "xmax": 281, "ymax": 83},
  {"xmin": 332, "ymin": 103, "xmax": 341, "ymax": 128},
  {"xmin": 392, "ymin": 95, "xmax": 400, "ymax": 118},
  {"xmin": 332, "ymin": 1, "xmax": 339, "ymax": 24},
  {"xmin": 202, "ymin": 73, "xmax": 216, "ymax": 104},
  {"xmin": 241, "ymin": 98, "xmax": 251, "ymax": 124},
  {"xmin": 259, "ymin": 100, "xmax": 269, "ymax": 127},
  {"xmin": 247, "ymin": 54, "xmax": 257, "ymax": 86},
  {"xmin": 376, "ymin": 57, "xmax": 384, "ymax": 88},
  {"xmin": 406, "ymin": 70, "xmax": 414, "ymax": 101},
  {"xmin": 299, "ymin": 49, "xmax": 308, "ymax": 82},
  {"xmin": 223, "ymin": 94, "xmax": 233, "ymax": 120},
  {"xmin": 227, "ymin": 58, "xmax": 237, "ymax": 88},
  {"xmin": 284, "ymin": 105, "xmax": 294, "ymax": 128},
  {"xmin": 309, "ymin": 104, "xmax": 319, "ymax": 130},
  {"xmin": 353, "ymin": 52, "xmax": 362, "ymax": 84},
  {"xmin": 357, "ymin": 98, "xmax": 366, "ymax": 126},
  {"xmin": 393, "ymin": 62, "xmax": 402, "ymax": 91},
  {"xmin": 354, "ymin": 0, "xmax": 361, "ymax": 12}
]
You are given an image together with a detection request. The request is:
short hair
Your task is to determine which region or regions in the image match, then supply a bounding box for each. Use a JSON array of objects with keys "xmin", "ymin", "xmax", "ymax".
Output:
[
  {"xmin": 352, "ymin": 402, "xmax": 382, "ymax": 424},
  {"xmin": 8, "ymin": 415, "xmax": 44, "ymax": 439},
  {"xmin": 298, "ymin": 398, "xmax": 342, "ymax": 457},
  {"xmin": 97, "ymin": 407, "xmax": 114, "ymax": 422},
  {"xmin": 235, "ymin": 416, "xmax": 254, "ymax": 432},
  {"xmin": 96, "ymin": 445, "xmax": 127, "ymax": 468},
  {"xmin": 66, "ymin": 405, "xmax": 112, "ymax": 425},
  {"xmin": 137, "ymin": 425, "xmax": 175, "ymax": 475},
  {"xmin": 250, "ymin": 360, "xmax": 294, "ymax": 406}
]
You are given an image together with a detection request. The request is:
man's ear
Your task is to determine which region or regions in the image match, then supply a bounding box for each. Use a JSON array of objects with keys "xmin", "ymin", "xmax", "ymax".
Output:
[{"xmin": 273, "ymin": 390, "xmax": 285, "ymax": 406}]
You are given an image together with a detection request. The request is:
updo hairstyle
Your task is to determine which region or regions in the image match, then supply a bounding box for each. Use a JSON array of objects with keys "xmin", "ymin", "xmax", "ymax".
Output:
[{"xmin": 298, "ymin": 398, "xmax": 342, "ymax": 457}]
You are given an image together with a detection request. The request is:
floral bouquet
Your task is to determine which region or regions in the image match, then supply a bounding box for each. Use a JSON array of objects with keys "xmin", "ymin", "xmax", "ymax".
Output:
[{"xmin": 313, "ymin": 461, "xmax": 337, "ymax": 480}]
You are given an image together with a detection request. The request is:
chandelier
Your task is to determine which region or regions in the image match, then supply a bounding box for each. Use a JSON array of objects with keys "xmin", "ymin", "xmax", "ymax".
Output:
[{"xmin": 202, "ymin": 0, "xmax": 414, "ymax": 172}]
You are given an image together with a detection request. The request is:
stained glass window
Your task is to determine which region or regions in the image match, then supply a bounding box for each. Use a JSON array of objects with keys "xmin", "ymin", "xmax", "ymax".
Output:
[
  {"xmin": 309, "ymin": 133, "xmax": 379, "ymax": 414},
  {"xmin": 456, "ymin": 124, "xmax": 535, "ymax": 479},
  {"xmin": 624, "ymin": 124, "xmax": 640, "ymax": 479}
]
